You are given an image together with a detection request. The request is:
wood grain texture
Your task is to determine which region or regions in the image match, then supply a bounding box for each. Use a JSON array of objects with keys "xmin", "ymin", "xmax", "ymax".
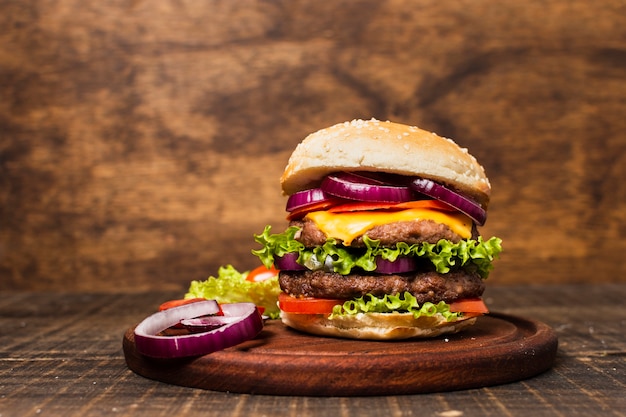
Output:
[
  {"xmin": 123, "ymin": 313, "xmax": 558, "ymax": 396},
  {"xmin": 1, "ymin": 1, "xmax": 626, "ymax": 291},
  {"xmin": 0, "ymin": 285, "xmax": 624, "ymax": 416}
]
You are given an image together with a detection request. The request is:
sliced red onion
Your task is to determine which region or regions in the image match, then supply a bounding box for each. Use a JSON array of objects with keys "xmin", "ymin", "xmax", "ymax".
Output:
[
  {"xmin": 285, "ymin": 188, "xmax": 335, "ymax": 212},
  {"xmin": 374, "ymin": 256, "xmax": 417, "ymax": 274},
  {"xmin": 274, "ymin": 252, "xmax": 306, "ymax": 271},
  {"xmin": 180, "ymin": 316, "xmax": 241, "ymax": 332},
  {"xmin": 321, "ymin": 172, "xmax": 413, "ymax": 202},
  {"xmin": 134, "ymin": 301, "xmax": 263, "ymax": 358},
  {"xmin": 341, "ymin": 171, "xmax": 412, "ymax": 186},
  {"xmin": 331, "ymin": 171, "xmax": 390, "ymax": 185},
  {"xmin": 410, "ymin": 178, "xmax": 487, "ymax": 226}
]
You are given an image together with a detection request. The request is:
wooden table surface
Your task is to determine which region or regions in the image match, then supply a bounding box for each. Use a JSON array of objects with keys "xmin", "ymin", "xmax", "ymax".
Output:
[{"xmin": 1, "ymin": 284, "xmax": 624, "ymax": 417}]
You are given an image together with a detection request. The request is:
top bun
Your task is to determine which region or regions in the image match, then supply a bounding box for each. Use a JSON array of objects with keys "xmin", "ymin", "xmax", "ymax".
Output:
[{"xmin": 281, "ymin": 119, "xmax": 491, "ymax": 208}]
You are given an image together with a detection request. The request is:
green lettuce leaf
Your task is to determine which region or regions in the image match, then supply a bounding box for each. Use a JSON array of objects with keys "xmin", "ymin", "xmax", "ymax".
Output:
[
  {"xmin": 252, "ymin": 225, "xmax": 503, "ymax": 278},
  {"xmin": 252, "ymin": 226, "xmax": 304, "ymax": 268},
  {"xmin": 330, "ymin": 292, "xmax": 461, "ymax": 321},
  {"xmin": 185, "ymin": 265, "xmax": 281, "ymax": 319}
]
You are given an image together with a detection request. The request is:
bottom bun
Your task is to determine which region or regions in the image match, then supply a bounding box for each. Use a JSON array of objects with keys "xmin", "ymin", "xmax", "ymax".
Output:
[{"xmin": 280, "ymin": 311, "xmax": 478, "ymax": 340}]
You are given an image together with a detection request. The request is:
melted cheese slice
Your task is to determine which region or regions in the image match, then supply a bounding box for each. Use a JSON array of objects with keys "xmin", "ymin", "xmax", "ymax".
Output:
[{"xmin": 305, "ymin": 208, "xmax": 472, "ymax": 245}]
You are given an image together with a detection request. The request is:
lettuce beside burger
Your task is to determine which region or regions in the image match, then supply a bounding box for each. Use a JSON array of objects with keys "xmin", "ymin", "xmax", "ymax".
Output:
[{"xmin": 185, "ymin": 265, "xmax": 282, "ymax": 319}]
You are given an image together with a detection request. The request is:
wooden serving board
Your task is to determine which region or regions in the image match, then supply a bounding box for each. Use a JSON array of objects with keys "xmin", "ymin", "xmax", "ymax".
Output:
[{"xmin": 123, "ymin": 313, "xmax": 558, "ymax": 396}]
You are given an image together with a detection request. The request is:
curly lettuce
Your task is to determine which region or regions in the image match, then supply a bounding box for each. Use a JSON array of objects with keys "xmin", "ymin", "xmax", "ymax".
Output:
[
  {"xmin": 330, "ymin": 292, "xmax": 461, "ymax": 321},
  {"xmin": 252, "ymin": 225, "xmax": 502, "ymax": 279},
  {"xmin": 185, "ymin": 265, "xmax": 281, "ymax": 319}
]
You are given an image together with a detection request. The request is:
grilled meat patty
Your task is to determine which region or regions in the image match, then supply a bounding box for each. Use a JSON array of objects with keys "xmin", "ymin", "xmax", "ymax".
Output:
[
  {"xmin": 279, "ymin": 269, "xmax": 485, "ymax": 304},
  {"xmin": 290, "ymin": 218, "xmax": 474, "ymax": 247}
]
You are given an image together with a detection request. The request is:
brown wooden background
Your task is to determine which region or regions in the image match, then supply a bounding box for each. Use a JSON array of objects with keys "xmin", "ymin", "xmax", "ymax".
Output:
[{"xmin": 1, "ymin": 0, "xmax": 625, "ymax": 292}]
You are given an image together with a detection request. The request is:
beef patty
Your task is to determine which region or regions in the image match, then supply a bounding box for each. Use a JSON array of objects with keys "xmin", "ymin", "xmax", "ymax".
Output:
[
  {"xmin": 290, "ymin": 218, "xmax": 472, "ymax": 247},
  {"xmin": 279, "ymin": 269, "xmax": 485, "ymax": 304}
]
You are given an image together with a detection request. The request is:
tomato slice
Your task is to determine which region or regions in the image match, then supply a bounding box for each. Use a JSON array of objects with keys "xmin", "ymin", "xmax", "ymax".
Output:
[
  {"xmin": 286, "ymin": 198, "xmax": 344, "ymax": 220},
  {"xmin": 327, "ymin": 199, "xmax": 455, "ymax": 213},
  {"xmin": 327, "ymin": 201, "xmax": 403, "ymax": 212},
  {"xmin": 278, "ymin": 292, "xmax": 345, "ymax": 314},
  {"xmin": 449, "ymin": 298, "xmax": 489, "ymax": 314},
  {"xmin": 288, "ymin": 198, "xmax": 456, "ymax": 220},
  {"xmin": 246, "ymin": 264, "xmax": 279, "ymax": 282},
  {"xmin": 158, "ymin": 297, "xmax": 206, "ymax": 311}
]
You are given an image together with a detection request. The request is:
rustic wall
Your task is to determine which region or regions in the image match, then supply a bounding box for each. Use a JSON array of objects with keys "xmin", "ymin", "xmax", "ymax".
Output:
[{"xmin": 1, "ymin": 0, "xmax": 625, "ymax": 292}]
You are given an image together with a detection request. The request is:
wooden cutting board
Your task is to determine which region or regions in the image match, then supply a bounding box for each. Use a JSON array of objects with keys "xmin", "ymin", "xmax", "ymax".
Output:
[{"xmin": 123, "ymin": 313, "xmax": 558, "ymax": 396}]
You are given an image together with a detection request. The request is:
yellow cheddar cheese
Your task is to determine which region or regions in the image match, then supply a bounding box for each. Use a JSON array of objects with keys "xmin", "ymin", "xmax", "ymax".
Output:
[{"xmin": 305, "ymin": 208, "xmax": 472, "ymax": 245}]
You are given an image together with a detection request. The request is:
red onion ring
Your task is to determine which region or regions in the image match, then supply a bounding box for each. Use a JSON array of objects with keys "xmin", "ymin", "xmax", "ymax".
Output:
[
  {"xmin": 374, "ymin": 256, "xmax": 417, "ymax": 274},
  {"xmin": 330, "ymin": 171, "xmax": 390, "ymax": 185},
  {"xmin": 410, "ymin": 178, "xmax": 487, "ymax": 226},
  {"xmin": 134, "ymin": 301, "xmax": 263, "ymax": 358},
  {"xmin": 180, "ymin": 316, "xmax": 241, "ymax": 332},
  {"xmin": 337, "ymin": 171, "xmax": 411, "ymax": 186},
  {"xmin": 274, "ymin": 252, "xmax": 306, "ymax": 271},
  {"xmin": 321, "ymin": 172, "xmax": 413, "ymax": 202},
  {"xmin": 285, "ymin": 188, "xmax": 335, "ymax": 212}
]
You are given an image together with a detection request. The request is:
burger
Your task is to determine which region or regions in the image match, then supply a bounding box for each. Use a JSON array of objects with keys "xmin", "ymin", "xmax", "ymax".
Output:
[{"xmin": 253, "ymin": 119, "xmax": 502, "ymax": 340}]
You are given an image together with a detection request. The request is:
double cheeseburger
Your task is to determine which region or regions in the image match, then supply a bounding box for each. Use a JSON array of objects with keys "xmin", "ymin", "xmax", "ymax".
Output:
[{"xmin": 253, "ymin": 119, "xmax": 502, "ymax": 340}]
